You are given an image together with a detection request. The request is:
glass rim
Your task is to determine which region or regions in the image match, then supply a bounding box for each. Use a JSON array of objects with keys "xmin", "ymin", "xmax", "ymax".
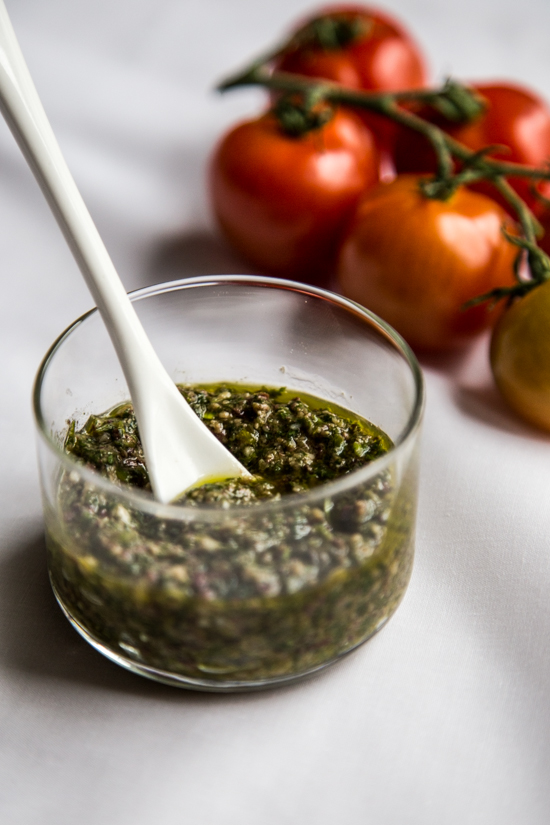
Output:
[{"xmin": 33, "ymin": 274, "xmax": 425, "ymax": 522}]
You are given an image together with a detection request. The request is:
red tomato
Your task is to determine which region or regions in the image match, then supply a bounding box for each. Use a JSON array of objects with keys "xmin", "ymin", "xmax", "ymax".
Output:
[
  {"xmin": 393, "ymin": 83, "xmax": 550, "ymax": 210},
  {"xmin": 277, "ymin": 5, "xmax": 427, "ymax": 91},
  {"xmin": 209, "ymin": 108, "xmax": 379, "ymax": 283},
  {"xmin": 336, "ymin": 175, "xmax": 518, "ymax": 351},
  {"xmin": 275, "ymin": 5, "xmax": 428, "ymax": 148}
]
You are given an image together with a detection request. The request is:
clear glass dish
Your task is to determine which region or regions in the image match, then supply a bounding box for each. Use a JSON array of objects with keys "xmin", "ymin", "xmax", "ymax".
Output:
[{"xmin": 33, "ymin": 275, "xmax": 424, "ymax": 691}]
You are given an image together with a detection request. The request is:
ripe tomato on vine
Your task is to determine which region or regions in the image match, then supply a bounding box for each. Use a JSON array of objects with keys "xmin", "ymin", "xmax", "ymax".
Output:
[
  {"xmin": 210, "ymin": 104, "xmax": 379, "ymax": 283},
  {"xmin": 274, "ymin": 5, "xmax": 428, "ymax": 148},
  {"xmin": 275, "ymin": 5, "xmax": 428, "ymax": 93},
  {"xmin": 336, "ymin": 175, "xmax": 518, "ymax": 351}
]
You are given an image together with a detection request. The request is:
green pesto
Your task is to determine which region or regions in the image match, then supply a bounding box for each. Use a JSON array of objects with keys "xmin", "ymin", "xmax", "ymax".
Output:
[
  {"xmin": 65, "ymin": 385, "xmax": 392, "ymax": 500},
  {"xmin": 47, "ymin": 384, "xmax": 416, "ymax": 686}
]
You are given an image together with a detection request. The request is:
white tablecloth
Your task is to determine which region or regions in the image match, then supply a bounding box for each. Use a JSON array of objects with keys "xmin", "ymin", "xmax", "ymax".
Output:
[{"xmin": 1, "ymin": 1, "xmax": 550, "ymax": 822}]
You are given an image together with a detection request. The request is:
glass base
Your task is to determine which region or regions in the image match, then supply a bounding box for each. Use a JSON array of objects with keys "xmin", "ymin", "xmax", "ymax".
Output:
[{"xmin": 51, "ymin": 581, "xmax": 389, "ymax": 693}]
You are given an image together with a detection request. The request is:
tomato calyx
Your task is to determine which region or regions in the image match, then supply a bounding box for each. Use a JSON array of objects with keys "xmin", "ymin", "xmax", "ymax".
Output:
[
  {"xmin": 417, "ymin": 79, "xmax": 486, "ymax": 125},
  {"xmin": 272, "ymin": 95, "xmax": 335, "ymax": 137},
  {"xmin": 289, "ymin": 13, "xmax": 368, "ymax": 52}
]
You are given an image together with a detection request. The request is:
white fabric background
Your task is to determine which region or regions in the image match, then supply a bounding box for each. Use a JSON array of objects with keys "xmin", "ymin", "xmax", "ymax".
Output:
[{"xmin": 1, "ymin": 1, "xmax": 550, "ymax": 822}]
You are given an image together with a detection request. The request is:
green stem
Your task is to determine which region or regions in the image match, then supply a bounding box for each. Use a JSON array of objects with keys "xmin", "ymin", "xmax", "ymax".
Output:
[
  {"xmin": 220, "ymin": 66, "xmax": 457, "ymax": 177},
  {"xmin": 491, "ymin": 177, "xmax": 540, "ymax": 244},
  {"xmin": 218, "ymin": 66, "xmax": 550, "ymax": 188}
]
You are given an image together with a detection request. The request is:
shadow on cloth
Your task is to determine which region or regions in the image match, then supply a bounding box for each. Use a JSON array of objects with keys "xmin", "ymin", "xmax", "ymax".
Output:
[
  {"xmin": 453, "ymin": 382, "xmax": 550, "ymax": 440},
  {"xmin": 417, "ymin": 346, "xmax": 475, "ymax": 376},
  {"xmin": 145, "ymin": 228, "xmax": 337, "ymax": 290},
  {"xmin": 418, "ymin": 334, "xmax": 550, "ymax": 441},
  {"xmin": 146, "ymin": 229, "xmax": 257, "ymax": 283}
]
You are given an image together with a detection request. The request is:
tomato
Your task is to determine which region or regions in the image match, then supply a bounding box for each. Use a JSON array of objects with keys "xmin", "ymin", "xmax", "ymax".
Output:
[
  {"xmin": 393, "ymin": 83, "xmax": 550, "ymax": 211},
  {"xmin": 276, "ymin": 5, "xmax": 427, "ymax": 92},
  {"xmin": 336, "ymin": 175, "xmax": 517, "ymax": 351},
  {"xmin": 209, "ymin": 107, "xmax": 379, "ymax": 283},
  {"xmin": 490, "ymin": 280, "xmax": 550, "ymax": 431},
  {"xmin": 274, "ymin": 5, "xmax": 428, "ymax": 148}
]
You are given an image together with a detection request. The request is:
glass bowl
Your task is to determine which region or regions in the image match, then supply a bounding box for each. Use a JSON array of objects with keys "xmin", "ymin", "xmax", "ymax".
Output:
[{"xmin": 33, "ymin": 275, "xmax": 424, "ymax": 691}]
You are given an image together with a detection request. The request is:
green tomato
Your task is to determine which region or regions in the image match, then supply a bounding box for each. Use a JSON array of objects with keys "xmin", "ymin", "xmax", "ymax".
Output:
[{"xmin": 490, "ymin": 279, "xmax": 550, "ymax": 431}]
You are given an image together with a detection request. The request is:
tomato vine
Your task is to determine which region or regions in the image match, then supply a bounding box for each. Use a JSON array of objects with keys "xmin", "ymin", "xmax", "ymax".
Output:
[{"xmin": 218, "ymin": 42, "xmax": 550, "ymax": 306}]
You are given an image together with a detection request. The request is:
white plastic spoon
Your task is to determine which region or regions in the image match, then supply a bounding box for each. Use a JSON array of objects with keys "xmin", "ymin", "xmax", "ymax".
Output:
[{"xmin": 0, "ymin": 1, "xmax": 250, "ymax": 503}]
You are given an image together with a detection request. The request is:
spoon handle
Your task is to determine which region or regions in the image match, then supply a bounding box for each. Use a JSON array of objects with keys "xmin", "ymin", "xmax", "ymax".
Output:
[
  {"xmin": 0, "ymin": 1, "xmax": 159, "ymax": 382},
  {"xmin": 0, "ymin": 1, "xmax": 249, "ymax": 502}
]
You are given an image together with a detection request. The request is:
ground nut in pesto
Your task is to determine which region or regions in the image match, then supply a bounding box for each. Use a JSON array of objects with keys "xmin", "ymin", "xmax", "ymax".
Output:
[{"xmin": 47, "ymin": 385, "xmax": 416, "ymax": 687}]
